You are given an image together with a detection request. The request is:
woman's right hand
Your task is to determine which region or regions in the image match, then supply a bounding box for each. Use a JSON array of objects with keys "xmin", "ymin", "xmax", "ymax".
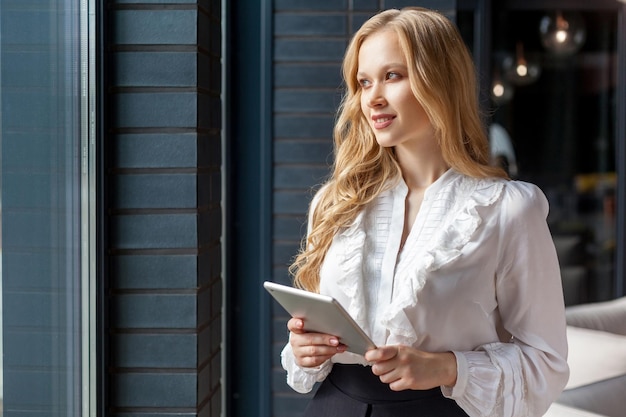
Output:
[{"xmin": 288, "ymin": 317, "xmax": 347, "ymax": 368}]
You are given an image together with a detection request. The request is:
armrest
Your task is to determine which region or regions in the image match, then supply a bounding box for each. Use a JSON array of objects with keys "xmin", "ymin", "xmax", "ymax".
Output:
[{"xmin": 565, "ymin": 297, "xmax": 626, "ymax": 336}]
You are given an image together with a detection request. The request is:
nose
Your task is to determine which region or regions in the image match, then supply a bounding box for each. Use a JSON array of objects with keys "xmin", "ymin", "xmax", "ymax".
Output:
[{"xmin": 365, "ymin": 83, "xmax": 386, "ymax": 108}]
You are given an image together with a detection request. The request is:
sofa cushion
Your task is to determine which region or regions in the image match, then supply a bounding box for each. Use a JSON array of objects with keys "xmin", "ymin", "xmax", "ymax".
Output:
[
  {"xmin": 557, "ymin": 325, "xmax": 626, "ymax": 416},
  {"xmin": 558, "ymin": 375, "xmax": 626, "ymax": 417},
  {"xmin": 565, "ymin": 325, "xmax": 626, "ymax": 389}
]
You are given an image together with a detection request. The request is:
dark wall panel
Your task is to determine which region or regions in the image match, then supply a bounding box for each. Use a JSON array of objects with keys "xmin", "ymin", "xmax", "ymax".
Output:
[{"xmin": 105, "ymin": 1, "xmax": 222, "ymax": 416}]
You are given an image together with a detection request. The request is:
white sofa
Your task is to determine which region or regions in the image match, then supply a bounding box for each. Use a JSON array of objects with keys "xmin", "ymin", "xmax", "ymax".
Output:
[
  {"xmin": 547, "ymin": 297, "xmax": 626, "ymax": 417},
  {"xmin": 546, "ymin": 403, "xmax": 608, "ymax": 417}
]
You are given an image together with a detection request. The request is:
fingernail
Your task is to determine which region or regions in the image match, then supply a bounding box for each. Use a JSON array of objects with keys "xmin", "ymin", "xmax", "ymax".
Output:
[{"xmin": 329, "ymin": 338, "xmax": 339, "ymax": 346}]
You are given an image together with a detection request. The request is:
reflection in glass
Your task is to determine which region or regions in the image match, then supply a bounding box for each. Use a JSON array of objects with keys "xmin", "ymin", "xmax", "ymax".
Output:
[{"xmin": 1, "ymin": 0, "xmax": 86, "ymax": 415}]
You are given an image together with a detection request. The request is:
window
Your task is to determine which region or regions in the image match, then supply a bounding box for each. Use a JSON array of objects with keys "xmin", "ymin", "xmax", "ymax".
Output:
[
  {"xmin": 0, "ymin": 0, "xmax": 96, "ymax": 415},
  {"xmin": 489, "ymin": 3, "xmax": 621, "ymax": 305},
  {"xmin": 458, "ymin": 0, "xmax": 625, "ymax": 306}
]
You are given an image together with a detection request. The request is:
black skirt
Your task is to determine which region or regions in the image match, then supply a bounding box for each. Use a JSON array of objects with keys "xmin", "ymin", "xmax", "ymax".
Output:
[{"xmin": 303, "ymin": 364, "xmax": 469, "ymax": 417}]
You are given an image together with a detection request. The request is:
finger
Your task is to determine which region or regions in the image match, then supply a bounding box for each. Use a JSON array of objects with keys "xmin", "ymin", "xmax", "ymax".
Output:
[
  {"xmin": 293, "ymin": 343, "xmax": 346, "ymax": 368},
  {"xmin": 371, "ymin": 364, "xmax": 407, "ymax": 390},
  {"xmin": 388, "ymin": 377, "xmax": 408, "ymax": 392},
  {"xmin": 296, "ymin": 353, "xmax": 333, "ymax": 368},
  {"xmin": 370, "ymin": 360, "xmax": 395, "ymax": 376},
  {"xmin": 377, "ymin": 369, "xmax": 400, "ymax": 384},
  {"xmin": 291, "ymin": 332, "xmax": 342, "ymax": 349},
  {"xmin": 287, "ymin": 317, "xmax": 305, "ymax": 333},
  {"xmin": 365, "ymin": 345, "xmax": 399, "ymax": 362},
  {"xmin": 298, "ymin": 343, "xmax": 343, "ymax": 358}
]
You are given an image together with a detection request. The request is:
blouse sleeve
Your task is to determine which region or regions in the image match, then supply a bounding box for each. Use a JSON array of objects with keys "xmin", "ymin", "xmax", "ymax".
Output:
[
  {"xmin": 442, "ymin": 182, "xmax": 570, "ymax": 417},
  {"xmin": 280, "ymin": 185, "xmax": 334, "ymax": 393},
  {"xmin": 281, "ymin": 341, "xmax": 333, "ymax": 394}
]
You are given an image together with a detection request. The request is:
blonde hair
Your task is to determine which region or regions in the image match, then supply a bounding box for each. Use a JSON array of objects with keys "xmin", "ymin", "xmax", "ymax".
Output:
[{"xmin": 291, "ymin": 7, "xmax": 508, "ymax": 292}]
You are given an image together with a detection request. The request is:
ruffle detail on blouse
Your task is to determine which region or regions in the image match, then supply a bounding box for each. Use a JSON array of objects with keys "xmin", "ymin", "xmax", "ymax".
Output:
[
  {"xmin": 281, "ymin": 342, "xmax": 333, "ymax": 394},
  {"xmin": 382, "ymin": 177, "xmax": 505, "ymax": 346},
  {"xmin": 481, "ymin": 342, "xmax": 529, "ymax": 417},
  {"xmin": 334, "ymin": 211, "xmax": 369, "ymax": 332},
  {"xmin": 443, "ymin": 350, "xmax": 502, "ymax": 417}
]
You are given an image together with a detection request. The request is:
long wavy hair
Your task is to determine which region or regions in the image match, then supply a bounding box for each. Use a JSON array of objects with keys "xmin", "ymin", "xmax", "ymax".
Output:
[{"xmin": 290, "ymin": 7, "xmax": 508, "ymax": 292}]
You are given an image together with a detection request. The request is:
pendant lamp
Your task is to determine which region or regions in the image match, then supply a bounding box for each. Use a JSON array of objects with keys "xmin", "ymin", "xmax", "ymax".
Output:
[
  {"xmin": 539, "ymin": 10, "xmax": 586, "ymax": 56},
  {"xmin": 504, "ymin": 42, "xmax": 541, "ymax": 86}
]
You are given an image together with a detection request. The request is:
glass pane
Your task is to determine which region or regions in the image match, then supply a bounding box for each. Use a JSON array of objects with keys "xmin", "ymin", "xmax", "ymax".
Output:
[
  {"xmin": 0, "ymin": 0, "xmax": 85, "ymax": 415},
  {"xmin": 489, "ymin": 7, "xmax": 618, "ymax": 306},
  {"xmin": 457, "ymin": 10, "xmax": 475, "ymax": 55}
]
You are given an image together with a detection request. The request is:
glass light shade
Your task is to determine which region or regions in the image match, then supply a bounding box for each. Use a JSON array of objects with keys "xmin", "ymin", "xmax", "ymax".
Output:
[
  {"xmin": 539, "ymin": 10, "xmax": 586, "ymax": 56},
  {"xmin": 491, "ymin": 71, "xmax": 514, "ymax": 105},
  {"xmin": 503, "ymin": 43, "xmax": 541, "ymax": 86}
]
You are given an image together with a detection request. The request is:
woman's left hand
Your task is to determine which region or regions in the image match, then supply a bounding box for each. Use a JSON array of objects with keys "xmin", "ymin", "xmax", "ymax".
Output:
[{"xmin": 364, "ymin": 345, "xmax": 457, "ymax": 391}]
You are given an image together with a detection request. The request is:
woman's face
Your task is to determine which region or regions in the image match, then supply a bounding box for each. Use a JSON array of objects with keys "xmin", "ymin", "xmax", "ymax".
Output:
[{"xmin": 357, "ymin": 30, "xmax": 434, "ymax": 150}]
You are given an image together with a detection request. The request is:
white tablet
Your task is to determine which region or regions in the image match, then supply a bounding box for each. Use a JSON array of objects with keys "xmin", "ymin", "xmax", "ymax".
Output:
[{"xmin": 264, "ymin": 281, "xmax": 377, "ymax": 355}]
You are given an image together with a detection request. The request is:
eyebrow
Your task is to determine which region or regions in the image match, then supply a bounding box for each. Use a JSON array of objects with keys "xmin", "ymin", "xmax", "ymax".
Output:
[{"xmin": 357, "ymin": 63, "xmax": 408, "ymax": 78}]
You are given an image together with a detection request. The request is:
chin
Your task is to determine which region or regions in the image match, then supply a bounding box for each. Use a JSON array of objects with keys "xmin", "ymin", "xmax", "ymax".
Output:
[{"xmin": 375, "ymin": 138, "xmax": 398, "ymax": 148}]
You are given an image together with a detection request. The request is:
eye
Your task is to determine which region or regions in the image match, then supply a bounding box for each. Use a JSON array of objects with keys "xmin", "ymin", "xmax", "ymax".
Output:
[
  {"xmin": 358, "ymin": 78, "xmax": 371, "ymax": 88},
  {"xmin": 386, "ymin": 71, "xmax": 401, "ymax": 80}
]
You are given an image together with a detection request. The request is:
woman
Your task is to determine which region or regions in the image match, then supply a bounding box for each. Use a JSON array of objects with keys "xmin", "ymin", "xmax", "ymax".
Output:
[{"xmin": 281, "ymin": 7, "xmax": 569, "ymax": 417}]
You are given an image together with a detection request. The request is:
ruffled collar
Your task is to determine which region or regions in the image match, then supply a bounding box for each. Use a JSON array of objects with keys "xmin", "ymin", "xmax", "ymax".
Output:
[{"xmin": 333, "ymin": 170, "xmax": 505, "ymax": 347}]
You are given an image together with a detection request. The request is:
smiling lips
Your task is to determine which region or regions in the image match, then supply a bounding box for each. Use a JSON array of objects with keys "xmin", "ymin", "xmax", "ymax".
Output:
[{"xmin": 372, "ymin": 114, "xmax": 395, "ymax": 129}]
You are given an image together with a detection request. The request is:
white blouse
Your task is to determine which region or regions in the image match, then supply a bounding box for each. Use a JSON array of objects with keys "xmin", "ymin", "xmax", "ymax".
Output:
[{"xmin": 281, "ymin": 169, "xmax": 570, "ymax": 417}]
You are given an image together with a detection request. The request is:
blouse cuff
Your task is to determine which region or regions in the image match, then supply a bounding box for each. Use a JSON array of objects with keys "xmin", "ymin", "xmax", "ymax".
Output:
[
  {"xmin": 441, "ymin": 350, "xmax": 468, "ymax": 397},
  {"xmin": 441, "ymin": 350, "xmax": 501, "ymax": 417},
  {"xmin": 280, "ymin": 343, "xmax": 333, "ymax": 394}
]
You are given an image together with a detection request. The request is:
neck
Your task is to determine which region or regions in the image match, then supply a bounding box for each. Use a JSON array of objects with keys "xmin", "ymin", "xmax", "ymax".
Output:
[{"xmin": 395, "ymin": 145, "xmax": 449, "ymax": 190}]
